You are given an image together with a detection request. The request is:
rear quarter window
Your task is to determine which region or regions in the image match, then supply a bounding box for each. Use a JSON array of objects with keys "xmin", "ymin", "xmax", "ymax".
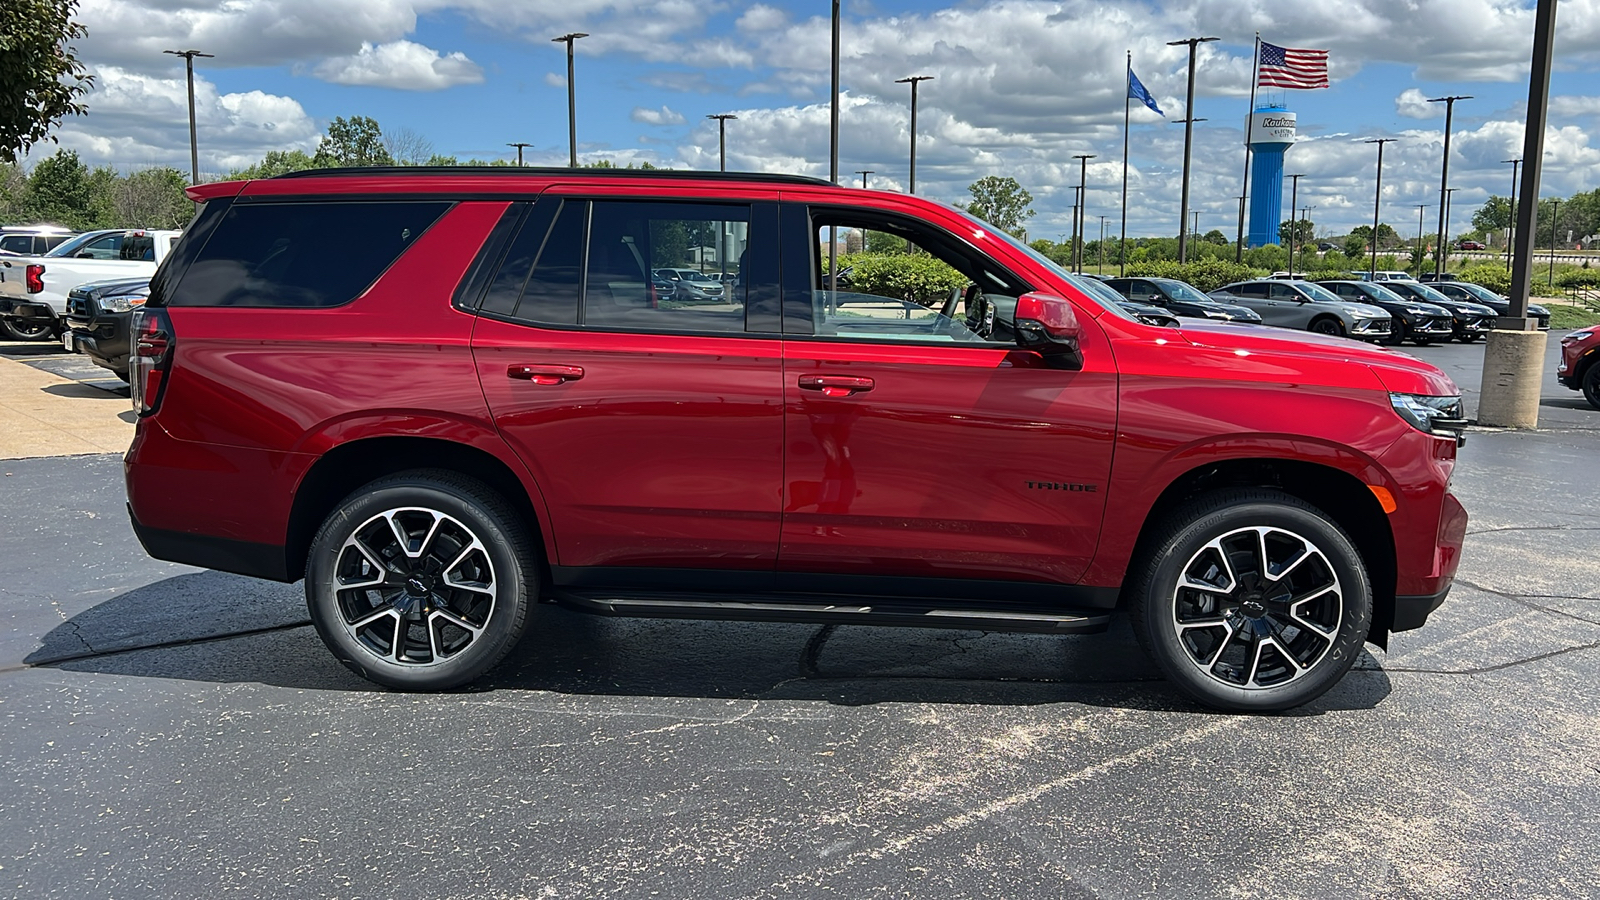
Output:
[{"xmin": 166, "ymin": 200, "xmax": 451, "ymax": 307}]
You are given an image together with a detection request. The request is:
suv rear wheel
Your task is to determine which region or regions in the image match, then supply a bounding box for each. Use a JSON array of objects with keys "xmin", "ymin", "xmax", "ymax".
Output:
[
  {"xmin": 0, "ymin": 318, "xmax": 54, "ymax": 341},
  {"xmin": 1127, "ymin": 489, "xmax": 1372, "ymax": 712},
  {"xmin": 305, "ymin": 470, "xmax": 536, "ymax": 690},
  {"xmin": 1583, "ymin": 362, "xmax": 1600, "ymax": 410}
]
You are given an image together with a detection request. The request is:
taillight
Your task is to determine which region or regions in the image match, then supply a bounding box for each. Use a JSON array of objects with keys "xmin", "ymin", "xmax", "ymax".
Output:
[
  {"xmin": 25, "ymin": 264, "xmax": 44, "ymax": 293},
  {"xmin": 129, "ymin": 308, "xmax": 174, "ymax": 416}
]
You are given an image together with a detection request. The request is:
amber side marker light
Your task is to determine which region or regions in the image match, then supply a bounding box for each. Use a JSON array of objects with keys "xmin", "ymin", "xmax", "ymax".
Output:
[{"xmin": 1368, "ymin": 485, "xmax": 1398, "ymax": 514}]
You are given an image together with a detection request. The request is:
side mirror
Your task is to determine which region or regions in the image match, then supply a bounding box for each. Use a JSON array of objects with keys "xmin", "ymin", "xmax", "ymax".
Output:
[
  {"xmin": 75, "ymin": 251, "xmax": 94, "ymax": 258},
  {"xmin": 1014, "ymin": 292, "xmax": 1084, "ymax": 371}
]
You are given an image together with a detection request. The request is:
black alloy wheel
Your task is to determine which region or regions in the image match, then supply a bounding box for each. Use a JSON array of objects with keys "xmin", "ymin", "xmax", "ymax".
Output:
[
  {"xmin": 1583, "ymin": 362, "xmax": 1600, "ymax": 411},
  {"xmin": 305, "ymin": 469, "xmax": 537, "ymax": 690},
  {"xmin": 0, "ymin": 318, "xmax": 54, "ymax": 341},
  {"xmin": 1309, "ymin": 317, "xmax": 1343, "ymax": 336},
  {"xmin": 1127, "ymin": 489, "xmax": 1372, "ymax": 712}
]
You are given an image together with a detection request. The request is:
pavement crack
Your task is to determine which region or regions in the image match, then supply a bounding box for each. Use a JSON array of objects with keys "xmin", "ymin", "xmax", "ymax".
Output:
[
  {"xmin": 1380, "ymin": 638, "xmax": 1600, "ymax": 676},
  {"xmin": 24, "ymin": 620, "xmax": 314, "ymax": 668},
  {"xmin": 1465, "ymin": 524, "xmax": 1600, "ymax": 536},
  {"xmin": 1454, "ymin": 578, "xmax": 1600, "ymax": 627}
]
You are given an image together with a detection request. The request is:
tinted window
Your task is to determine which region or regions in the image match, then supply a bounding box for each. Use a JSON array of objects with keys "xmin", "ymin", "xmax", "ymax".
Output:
[
  {"xmin": 168, "ymin": 201, "xmax": 450, "ymax": 307},
  {"xmin": 516, "ymin": 201, "xmax": 585, "ymax": 324},
  {"xmin": 1268, "ymin": 284, "xmax": 1298, "ymax": 300},
  {"xmin": 0, "ymin": 236, "xmax": 30, "ymax": 254},
  {"xmin": 1230, "ymin": 283, "xmax": 1268, "ymax": 298},
  {"xmin": 583, "ymin": 201, "xmax": 748, "ymax": 333}
]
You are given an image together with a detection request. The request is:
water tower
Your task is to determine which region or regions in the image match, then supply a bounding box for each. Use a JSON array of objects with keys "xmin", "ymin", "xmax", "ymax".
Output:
[{"xmin": 1246, "ymin": 108, "xmax": 1297, "ymax": 247}]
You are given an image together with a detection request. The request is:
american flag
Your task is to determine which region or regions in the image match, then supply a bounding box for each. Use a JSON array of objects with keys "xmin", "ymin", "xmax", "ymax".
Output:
[{"xmin": 1258, "ymin": 41, "xmax": 1329, "ymax": 90}]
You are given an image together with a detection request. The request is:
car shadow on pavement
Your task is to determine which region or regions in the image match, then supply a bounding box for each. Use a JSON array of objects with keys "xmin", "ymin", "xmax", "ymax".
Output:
[{"xmin": 28, "ymin": 571, "xmax": 1391, "ymax": 716}]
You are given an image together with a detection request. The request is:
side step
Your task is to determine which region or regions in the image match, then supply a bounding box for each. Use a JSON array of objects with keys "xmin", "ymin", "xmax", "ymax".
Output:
[{"xmin": 555, "ymin": 591, "xmax": 1111, "ymax": 635}]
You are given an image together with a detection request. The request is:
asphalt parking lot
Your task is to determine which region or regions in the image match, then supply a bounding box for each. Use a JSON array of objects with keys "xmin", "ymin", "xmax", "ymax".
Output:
[{"xmin": 1, "ymin": 334, "xmax": 1597, "ymax": 899}]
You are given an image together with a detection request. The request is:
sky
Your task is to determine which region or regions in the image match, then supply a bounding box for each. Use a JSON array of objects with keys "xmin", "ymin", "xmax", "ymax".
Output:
[{"xmin": 31, "ymin": 0, "xmax": 1600, "ymax": 241}]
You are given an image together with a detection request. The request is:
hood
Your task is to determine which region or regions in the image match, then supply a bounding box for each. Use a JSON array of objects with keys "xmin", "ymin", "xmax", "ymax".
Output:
[
  {"xmin": 69, "ymin": 277, "xmax": 151, "ymax": 298},
  {"xmin": 1172, "ymin": 320, "xmax": 1459, "ymax": 397}
]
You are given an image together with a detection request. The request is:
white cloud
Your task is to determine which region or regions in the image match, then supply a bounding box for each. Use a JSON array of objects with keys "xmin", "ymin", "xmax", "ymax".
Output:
[
  {"xmin": 1550, "ymin": 95, "xmax": 1600, "ymax": 118},
  {"xmin": 631, "ymin": 105, "xmax": 687, "ymax": 126},
  {"xmin": 1395, "ymin": 88, "xmax": 1440, "ymax": 120},
  {"xmin": 545, "ymin": 72, "xmax": 567, "ymax": 88},
  {"xmin": 737, "ymin": 4, "xmax": 789, "ymax": 33},
  {"xmin": 312, "ymin": 40, "xmax": 483, "ymax": 91}
]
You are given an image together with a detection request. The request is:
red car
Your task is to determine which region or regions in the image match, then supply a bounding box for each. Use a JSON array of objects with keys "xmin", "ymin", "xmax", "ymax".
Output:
[
  {"xmin": 1558, "ymin": 326, "xmax": 1600, "ymax": 409},
  {"xmin": 124, "ymin": 167, "xmax": 1468, "ymax": 712},
  {"xmin": 1456, "ymin": 240, "xmax": 1486, "ymax": 251}
]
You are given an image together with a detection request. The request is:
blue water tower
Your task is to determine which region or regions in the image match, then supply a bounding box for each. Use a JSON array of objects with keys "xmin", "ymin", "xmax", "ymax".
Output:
[{"xmin": 1247, "ymin": 108, "xmax": 1298, "ymax": 247}]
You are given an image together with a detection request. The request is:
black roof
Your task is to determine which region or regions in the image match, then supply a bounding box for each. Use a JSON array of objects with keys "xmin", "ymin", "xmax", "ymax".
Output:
[{"xmin": 273, "ymin": 166, "xmax": 834, "ymax": 187}]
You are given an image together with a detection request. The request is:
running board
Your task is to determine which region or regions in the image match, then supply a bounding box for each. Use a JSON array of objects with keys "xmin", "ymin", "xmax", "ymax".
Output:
[{"xmin": 555, "ymin": 591, "xmax": 1111, "ymax": 635}]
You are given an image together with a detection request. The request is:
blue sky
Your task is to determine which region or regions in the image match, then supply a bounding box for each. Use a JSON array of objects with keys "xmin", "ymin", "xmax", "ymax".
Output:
[{"xmin": 39, "ymin": 0, "xmax": 1600, "ymax": 240}]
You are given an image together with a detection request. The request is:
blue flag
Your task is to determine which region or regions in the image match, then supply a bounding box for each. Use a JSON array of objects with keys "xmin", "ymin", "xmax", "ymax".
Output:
[{"xmin": 1127, "ymin": 67, "xmax": 1164, "ymax": 116}]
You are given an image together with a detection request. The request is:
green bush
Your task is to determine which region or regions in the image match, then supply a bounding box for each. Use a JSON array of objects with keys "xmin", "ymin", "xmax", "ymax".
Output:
[
  {"xmin": 1459, "ymin": 264, "xmax": 1510, "ymax": 295},
  {"xmin": 1125, "ymin": 258, "xmax": 1258, "ymax": 292},
  {"xmin": 841, "ymin": 252, "xmax": 968, "ymax": 306},
  {"xmin": 1556, "ymin": 269, "xmax": 1600, "ymax": 290}
]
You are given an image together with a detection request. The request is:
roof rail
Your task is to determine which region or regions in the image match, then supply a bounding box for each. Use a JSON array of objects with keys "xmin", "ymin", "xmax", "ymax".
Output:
[{"xmin": 272, "ymin": 166, "xmax": 834, "ymax": 187}]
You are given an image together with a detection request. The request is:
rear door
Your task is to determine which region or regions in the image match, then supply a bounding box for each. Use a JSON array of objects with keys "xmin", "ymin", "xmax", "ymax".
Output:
[
  {"xmin": 472, "ymin": 194, "xmax": 787, "ymax": 572},
  {"xmin": 775, "ymin": 202, "xmax": 1117, "ymax": 585}
]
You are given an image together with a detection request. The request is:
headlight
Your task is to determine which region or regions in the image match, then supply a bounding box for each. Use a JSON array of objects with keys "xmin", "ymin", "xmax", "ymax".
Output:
[
  {"xmin": 1343, "ymin": 307, "xmax": 1374, "ymax": 317},
  {"xmin": 1204, "ymin": 310, "xmax": 1229, "ymax": 319},
  {"xmin": 1390, "ymin": 393, "xmax": 1466, "ymax": 438},
  {"xmin": 1563, "ymin": 329, "xmax": 1594, "ymax": 342},
  {"xmin": 98, "ymin": 293, "xmax": 148, "ymax": 313}
]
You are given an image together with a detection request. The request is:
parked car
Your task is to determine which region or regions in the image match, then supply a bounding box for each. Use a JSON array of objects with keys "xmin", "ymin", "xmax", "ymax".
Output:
[
  {"xmin": 1557, "ymin": 326, "xmax": 1600, "ymax": 409},
  {"xmin": 1429, "ymin": 281, "xmax": 1551, "ymax": 330},
  {"xmin": 1456, "ymin": 240, "xmax": 1486, "ymax": 251},
  {"xmin": 1380, "ymin": 280, "xmax": 1497, "ymax": 343},
  {"xmin": 1101, "ymin": 277, "xmax": 1264, "ymax": 324},
  {"xmin": 1208, "ymin": 280, "xmax": 1393, "ymax": 340},
  {"xmin": 124, "ymin": 165, "xmax": 1468, "ymax": 713},
  {"xmin": 1418, "ymin": 272, "xmax": 1460, "ymax": 283},
  {"xmin": 0, "ymin": 228, "xmax": 181, "ymax": 344},
  {"xmin": 1316, "ymin": 241, "xmax": 1337, "ymax": 252},
  {"xmin": 0, "ymin": 225, "xmax": 76, "ymax": 257},
  {"xmin": 1070, "ymin": 275, "xmax": 1179, "ymax": 327},
  {"xmin": 1314, "ymin": 281, "xmax": 1455, "ymax": 346},
  {"xmin": 1357, "ymin": 270, "xmax": 1415, "ymax": 283},
  {"xmin": 652, "ymin": 267, "xmax": 725, "ymax": 300},
  {"xmin": 63, "ymin": 276, "xmax": 150, "ymax": 380}
]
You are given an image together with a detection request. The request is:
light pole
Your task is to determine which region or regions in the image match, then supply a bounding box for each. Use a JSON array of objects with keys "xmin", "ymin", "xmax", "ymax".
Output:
[
  {"xmin": 856, "ymin": 170, "xmax": 873, "ymax": 189},
  {"xmin": 1168, "ymin": 35, "xmax": 1220, "ymax": 264},
  {"xmin": 551, "ymin": 33, "xmax": 588, "ymax": 167},
  {"xmin": 1365, "ymin": 139, "xmax": 1396, "ymax": 280},
  {"xmin": 1414, "ymin": 204, "xmax": 1430, "ymax": 275},
  {"xmin": 1098, "ymin": 215, "xmax": 1109, "ymax": 274},
  {"xmin": 1428, "ymin": 95, "xmax": 1472, "ymax": 276},
  {"xmin": 1286, "ymin": 173, "xmax": 1304, "ymax": 273},
  {"xmin": 895, "ymin": 75, "xmax": 934, "ymax": 194},
  {"xmin": 1191, "ymin": 210, "xmax": 1200, "ymax": 239},
  {"xmin": 163, "ymin": 49, "xmax": 213, "ymax": 185},
  {"xmin": 707, "ymin": 114, "xmax": 737, "ymax": 172},
  {"xmin": 1444, "ymin": 187, "xmax": 1460, "ymax": 267},
  {"xmin": 1070, "ymin": 187, "xmax": 1081, "ymax": 271},
  {"xmin": 1502, "ymin": 157, "xmax": 1522, "ymax": 269},
  {"xmin": 506, "ymin": 142, "xmax": 531, "ymax": 166},
  {"xmin": 1073, "ymin": 154, "xmax": 1095, "ymax": 272},
  {"xmin": 1549, "ymin": 197, "xmax": 1561, "ymax": 287}
]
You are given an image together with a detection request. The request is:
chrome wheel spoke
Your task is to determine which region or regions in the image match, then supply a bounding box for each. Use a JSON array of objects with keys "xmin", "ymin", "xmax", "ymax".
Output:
[
  {"xmin": 350, "ymin": 606, "xmax": 398, "ymax": 631},
  {"xmin": 337, "ymin": 537, "xmax": 391, "ymax": 589},
  {"xmin": 1178, "ymin": 617, "xmax": 1227, "ymax": 632},
  {"xmin": 432, "ymin": 607, "xmax": 483, "ymax": 639}
]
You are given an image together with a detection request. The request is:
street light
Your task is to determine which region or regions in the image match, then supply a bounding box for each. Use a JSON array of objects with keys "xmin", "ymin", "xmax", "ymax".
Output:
[
  {"xmin": 1072, "ymin": 154, "xmax": 1095, "ymax": 272},
  {"xmin": 1365, "ymin": 139, "xmax": 1396, "ymax": 280},
  {"xmin": 163, "ymin": 49, "xmax": 213, "ymax": 185},
  {"xmin": 707, "ymin": 114, "xmax": 737, "ymax": 172},
  {"xmin": 856, "ymin": 170, "xmax": 874, "ymax": 189},
  {"xmin": 1167, "ymin": 35, "xmax": 1220, "ymax": 263},
  {"xmin": 1414, "ymin": 204, "xmax": 1431, "ymax": 275},
  {"xmin": 1549, "ymin": 196, "xmax": 1561, "ymax": 287},
  {"xmin": 1427, "ymin": 95, "xmax": 1472, "ymax": 276},
  {"xmin": 1098, "ymin": 215, "xmax": 1110, "ymax": 274},
  {"xmin": 1503, "ymin": 157, "xmax": 1522, "ymax": 269},
  {"xmin": 895, "ymin": 75, "xmax": 934, "ymax": 194},
  {"xmin": 1286, "ymin": 173, "xmax": 1305, "ymax": 273},
  {"xmin": 1444, "ymin": 187, "xmax": 1460, "ymax": 259},
  {"xmin": 506, "ymin": 142, "xmax": 531, "ymax": 166},
  {"xmin": 551, "ymin": 33, "xmax": 588, "ymax": 167}
]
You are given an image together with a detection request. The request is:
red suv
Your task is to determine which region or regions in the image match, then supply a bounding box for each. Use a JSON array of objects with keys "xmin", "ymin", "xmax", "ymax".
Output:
[
  {"xmin": 1558, "ymin": 326, "xmax": 1600, "ymax": 409},
  {"xmin": 124, "ymin": 168, "xmax": 1468, "ymax": 712}
]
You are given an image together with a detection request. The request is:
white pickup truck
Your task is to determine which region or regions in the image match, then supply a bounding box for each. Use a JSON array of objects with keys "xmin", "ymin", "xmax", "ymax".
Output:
[{"xmin": 0, "ymin": 229, "xmax": 181, "ymax": 341}]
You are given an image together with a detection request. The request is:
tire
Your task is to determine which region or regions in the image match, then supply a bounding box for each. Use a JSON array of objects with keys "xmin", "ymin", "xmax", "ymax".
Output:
[
  {"xmin": 1308, "ymin": 317, "xmax": 1343, "ymax": 336},
  {"xmin": 0, "ymin": 318, "xmax": 54, "ymax": 341},
  {"xmin": 1583, "ymin": 363, "xmax": 1600, "ymax": 411},
  {"xmin": 1456, "ymin": 334, "xmax": 1480, "ymax": 344},
  {"xmin": 305, "ymin": 469, "xmax": 537, "ymax": 690},
  {"xmin": 1126, "ymin": 489, "xmax": 1372, "ymax": 713}
]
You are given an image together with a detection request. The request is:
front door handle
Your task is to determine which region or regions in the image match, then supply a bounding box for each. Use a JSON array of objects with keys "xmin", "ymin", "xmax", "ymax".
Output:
[
  {"xmin": 508, "ymin": 364, "xmax": 584, "ymax": 385},
  {"xmin": 798, "ymin": 374, "xmax": 874, "ymax": 398}
]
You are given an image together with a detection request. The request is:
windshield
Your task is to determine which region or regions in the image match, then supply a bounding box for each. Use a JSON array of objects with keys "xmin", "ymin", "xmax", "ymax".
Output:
[
  {"xmin": 1457, "ymin": 282, "xmax": 1504, "ymax": 303},
  {"xmin": 1361, "ymin": 283, "xmax": 1409, "ymax": 304},
  {"xmin": 1158, "ymin": 280, "xmax": 1214, "ymax": 304},
  {"xmin": 1396, "ymin": 282, "xmax": 1452, "ymax": 304},
  {"xmin": 948, "ymin": 206, "xmax": 1138, "ymax": 322},
  {"xmin": 44, "ymin": 230, "xmax": 118, "ymax": 258},
  {"xmin": 1296, "ymin": 282, "xmax": 1343, "ymax": 304}
]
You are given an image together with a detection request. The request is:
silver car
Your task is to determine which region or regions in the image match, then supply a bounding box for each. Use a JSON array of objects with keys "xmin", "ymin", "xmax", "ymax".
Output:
[{"xmin": 1209, "ymin": 280, "xmax": 1392, "ymax": 342}]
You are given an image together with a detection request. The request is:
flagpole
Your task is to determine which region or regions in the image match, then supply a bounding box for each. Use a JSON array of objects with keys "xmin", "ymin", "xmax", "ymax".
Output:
[
  {"xmin": 1236, "ymin": 32, "xmax": 1260, "ymax": 262},
  {"xmin": 1121, "ymin": 50, "xmax": 1131, "ymax": 276}
]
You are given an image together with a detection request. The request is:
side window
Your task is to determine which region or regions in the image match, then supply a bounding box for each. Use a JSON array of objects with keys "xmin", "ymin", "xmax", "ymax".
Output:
[
  {"xmin": 168, "ymin": 201, "xmax": 451, "ymax": 308},
  {"xmin": 583, "ymin": 201, "xmax": 748, "ymax": 334},
  {"xmin": 1133, "ymin": 280, "xmax": 1158, "ymax": 298},
  {"xmin": 1268, "ymin": 284, "xmax": 1298, "ymax": 300},
  {"xmin": 0, "ymin": 235, "xmax": 30, "ymax": 254},
  {"xmin": 480, "ymin": 199, "xmax": 584, "ymax": 325},
  {"xmin": 80, "ymin": 235, "xmax": 123, "ymax": 259},
  {"xmin": 805, "ymin": 212, "xmax": 1023, "ymax": 345},
  {"xmin": 1232, "ymin": 283, "xmax": 1267, "ymax": 298}
]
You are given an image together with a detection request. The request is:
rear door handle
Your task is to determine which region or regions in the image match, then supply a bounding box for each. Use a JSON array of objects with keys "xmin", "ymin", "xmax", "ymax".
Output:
[
  {"xmin": 798, "ymin": 374, "xmax": 874, "ymax": 398},
  {"xmin": 508, "ymin": 364, "xmax": 584, "ymax": 385}
]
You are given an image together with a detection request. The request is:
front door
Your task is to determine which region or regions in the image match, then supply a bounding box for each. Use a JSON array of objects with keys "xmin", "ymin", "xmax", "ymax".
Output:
[
  {"xmin": 473, "ymin": 196, "xmax": 785, "ymax": 571},
  {"xmin": 777, "ymin": 205, "xmax": 1117, "ymax": 586}
]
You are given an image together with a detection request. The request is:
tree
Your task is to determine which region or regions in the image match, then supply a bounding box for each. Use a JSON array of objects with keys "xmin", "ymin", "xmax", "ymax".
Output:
[
  {"xmin": 864, "ymin": 229, "xmax": 904, "ymax": 254},
  {"xmin": 0, "ymin": 0, "xmax": 93, "ymax": 163},
  {"xmin": 1278, "ymin": 219, "xmax": 1315, "ymax": 245},
  {"xmin": 957, "ymin": 176, "xmax": 1034, "ymax": 237},
  {"xmin": 382, "ymin": 126, "xmax": 434, "ymax": 166},
  {"xmin": 1201, "ymin": 229, "xmax": 1228, "ymax": 245},
  {"xmin": 115, "ymin": 167, "xmax": 191, "ymax": 229},
  {"xmin": 1471, "ymin": 195, "xmax": 1512, "ymax": 235},
  {"xmin": 22, "ymin": 149, "xmax": 91, "ymax": 227},
  {"xmin": 313, "ymin": 116, "xmax": 393, "ymax": 167}
]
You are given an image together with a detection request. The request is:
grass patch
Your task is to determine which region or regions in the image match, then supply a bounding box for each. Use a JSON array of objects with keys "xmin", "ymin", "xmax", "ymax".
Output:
[{"xmin": 1548, "ymin": 304, "xmax": 1600, "ymax": 329}]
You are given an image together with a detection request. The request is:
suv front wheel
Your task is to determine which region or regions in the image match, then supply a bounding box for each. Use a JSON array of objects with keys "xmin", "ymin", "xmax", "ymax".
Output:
[
  {"xmin": 305, "ymin": 470, "xmax": 536, "ymax": 690},
  {"xmin": 1128, "ymin": 489, "xmax": 1372, "ymax": 712}
]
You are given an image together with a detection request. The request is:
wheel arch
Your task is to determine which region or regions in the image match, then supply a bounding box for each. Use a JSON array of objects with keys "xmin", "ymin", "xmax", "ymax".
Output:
[
  {"xmin": 1121, "ymin": 457, "xmax": 1398, "ymax": 647},
  {"xmin": 285, "ymin": 436, "xmax": 554, "ymax": 585},
  {"xmin": 1307, "ymin": 314, "xmax": 1345, "ymax": 334}
]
